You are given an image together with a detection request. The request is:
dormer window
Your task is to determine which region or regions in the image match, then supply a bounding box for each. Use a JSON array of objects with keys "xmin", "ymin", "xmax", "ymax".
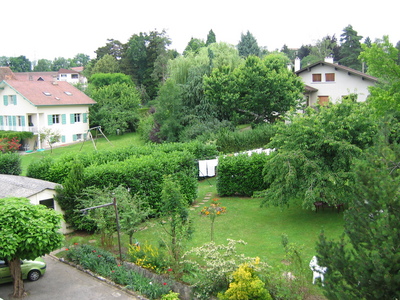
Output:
[
  {"xmin": 43, "ymin": 92, "xmax": 52, "ymax": 96},
  {"xmin": 64, "ymin": 91, "xmax": 73, "ymax": 96}
]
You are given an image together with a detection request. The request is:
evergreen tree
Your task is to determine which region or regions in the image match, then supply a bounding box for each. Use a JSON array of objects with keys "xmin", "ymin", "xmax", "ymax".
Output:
[
  {"xmin": 206, "ymin": 29, "xmax": 216, "ymax": 46},
  {"xmin": 339, "ymin": 25, "xmax": 363, "ymax": 70},
  {"xmin": 237, "ymin": 31, "xmax": 261, "ymax": 57},
  {"xmin": 317, "ymin": 129, "xmax": 400, "ymax": 299}
]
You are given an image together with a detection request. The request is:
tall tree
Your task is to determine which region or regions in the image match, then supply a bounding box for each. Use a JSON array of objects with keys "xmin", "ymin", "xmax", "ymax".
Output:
[
  {"xmin": 237, "ymin": 31, "xmax": 261, "ymax": 57},
  {"xmin": 184, "ymin": 38, "xmax": 206, "ymax": 55},
  {"xmin": 338, "ymin": 25, "xmax": 363, "ymax": 70},
  {"xmin": 72, "ymin": 53, "xmax": 91, "ymax": 67},
  {"xmin": 204, "ymin": 53, "xmax": 303, "ymax": 124},
  {"xmin": 303, "ymin": 35, "xmax": 340, "ymax": 66},
  {"xmin": 0, "ymin": 197, "xmax": 64, "ymax": 298},
  {"xmin": 206, "ymin": 29, "xmax": 216, "ymax": 46},
  {"xmin": 359, "ymin": 35, "xmax": 400, "ymax": 115},
  {"xmin": 257, "ymin": 99, "xmax": 378, "ymax": 209},
  {"xmin": 51, "ymin": 57, "xmax": 70, "ymax": 70},
  {"xmin": 94, "ymin": 39, "xmax": 124, "ymax": 61},
  {"xmin": 317, "ymin": 130, "xmax": 400, "ymax": 299},
  {"xmin": 33, "ymin": 59, "xmax": 52, "ymax": 71},
  {"xmin": 8, "ymin": 56, "xmax": 31, "ymax": 72},
  {"xmin": 90, "ymin": 54, "xmax": 120, "ymax": 74}
]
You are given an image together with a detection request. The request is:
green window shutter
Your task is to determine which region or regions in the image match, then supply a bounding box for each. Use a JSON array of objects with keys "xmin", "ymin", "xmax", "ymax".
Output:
[
  {"xmin": 21, "ymin": 116, "xmax": 25, "ymax": 126},
  {"xmin": 83, "ymin": 113, "xmax": 88, "ymax": 123},
  {"xmin": 72, "ymin": 134, "xmax": 77, "ymax": 141},
  {"xmin": 12, "ymin": 116, "xmax": 16, "ymax": 126},
  {"xmin": 8, "ymin": 116, "xmax": 12, "ymax": 125},
  {"xmin": 48, "ymin": 115, "xmax": 53, "ymax": 125},
  {"xmin": 62, "ymin": 114, "xmax": 66, "ymax": 125},
  {"xmin": 3, "ymin": 95, "xmax": 8, "ymax": 106},
  {"xmin": 61, "ymin": 135, "xmax": 66, "ymax": 143},
  {"xmin": 0, "ymin": 116, "xmax": 3, "ymax": 126},
  {"xmin": 12, "ymin": 95, "xmax": 17, "ymax": 105},
  {"xmin": 70, "ymin": 114, "xmax": 75, "ymax": 124}
]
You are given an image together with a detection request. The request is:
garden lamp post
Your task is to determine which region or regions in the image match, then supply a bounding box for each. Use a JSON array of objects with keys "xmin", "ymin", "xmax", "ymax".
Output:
[{"xmin": 80, "ymin": 197, "xmax": 123, "ymax": 262}]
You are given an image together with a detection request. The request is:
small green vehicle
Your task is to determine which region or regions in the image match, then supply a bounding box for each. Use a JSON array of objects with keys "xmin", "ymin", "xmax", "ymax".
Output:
[{"xmin": 0, "ymin": 257, "xmax": 46, "ymax": 284}]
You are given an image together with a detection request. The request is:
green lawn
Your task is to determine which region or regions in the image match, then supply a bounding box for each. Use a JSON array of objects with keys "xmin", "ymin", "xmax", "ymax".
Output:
[{"xmin": 132, "ymin": 177, "xmax": 344, "ymax": 267}]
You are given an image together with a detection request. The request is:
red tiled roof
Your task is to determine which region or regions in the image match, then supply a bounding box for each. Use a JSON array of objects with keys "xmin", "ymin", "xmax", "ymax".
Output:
[
  {"xmin": 14, "ymin": 71, "xmax": 58, "ymax": 81},
  {"xmin": 58, "ymin": 68, "xmax": 78, "ymax": 74},
  {"xmin": 71, "ymin": 66, "xmax": 84, "ymax": 72},
  {"xmin": 2, "ymin": 80, "xmax": 96, "ymax": 106},
  {"xmin": 0, "ymin": 67, "xmax": 17, "ymax": 81}
]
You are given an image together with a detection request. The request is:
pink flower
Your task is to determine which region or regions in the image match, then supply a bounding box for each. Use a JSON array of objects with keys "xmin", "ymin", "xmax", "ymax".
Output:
[
  {"xmin": 98, "ymin": 255, "xmax": 102, "ymax": 257},
  {"xmin": 163, "ymin": 282, "xmax": 167, "ymax": 285},
  {"xmin": 167, "ymin": 268, "xmax": 172, "ymax": 272},
  {"xmin": 112, "ymin": 270, "xmax": 115, "ymax": 273},
  {"xmin": 92, "ymin": 250, "xmax": 97, "ymax": 253},
  {"xmin": 65, "ymin": 248, "xmax": 69, "ymax": 251}
]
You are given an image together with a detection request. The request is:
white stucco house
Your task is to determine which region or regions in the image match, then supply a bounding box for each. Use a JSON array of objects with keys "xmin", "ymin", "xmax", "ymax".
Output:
[
  {"xmin": 0, "ymin": 67, "xmax": 96, "ymax": 150},
  {"xmin": 0, "ymin": 174, "xmax": 71, "ymax": 234},
  {"xmin": 295, "ymin": 57, "xmax": 378, "ymax": 107}
]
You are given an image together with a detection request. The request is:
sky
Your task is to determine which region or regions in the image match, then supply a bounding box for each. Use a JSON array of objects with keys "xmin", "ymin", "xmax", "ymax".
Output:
[{"xmin": 2, "ymin": 0, "xmax": 399, "ymax": 62}]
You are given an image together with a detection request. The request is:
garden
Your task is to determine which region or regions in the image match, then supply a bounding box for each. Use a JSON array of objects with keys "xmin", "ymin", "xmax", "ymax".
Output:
[{"xmin": 16, "ymin": 132, "xmax": 345, "ymax": 299}]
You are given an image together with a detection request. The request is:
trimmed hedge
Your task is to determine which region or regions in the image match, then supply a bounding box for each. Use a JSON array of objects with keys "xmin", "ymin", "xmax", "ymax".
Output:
[
  {"xmin": 0, "ymin": 152, "xmax": 21, "ymax": 175},
  {"xmin": 217, "ymin": 153, "xmax": 269, "ymax": 197},
  {"xmin": 216, "ymin": 124, "xmax": 277, "ymax": 154},
  {"xmin": 0, "ymin": 131, "xmax": 34, "ymax": 140},
  {"xmin": 84, "ymin": 150, "xmax": 197, "ymax": 210}
]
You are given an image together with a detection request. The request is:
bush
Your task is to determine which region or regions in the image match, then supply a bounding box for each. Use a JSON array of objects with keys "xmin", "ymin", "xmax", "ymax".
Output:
[
  {"xmin": 0, "ymin": 137, "xmax": 21, "ymax": 153},
  {"xmin": 128, "ymin": 243, "xmax": 170, "ymax": 274},
  {"xmin": 66, "ymin": 244, "xmax": 169, "ymax": 299},
  {"xmin": 26, "ymin": 156, "xmax": 54, "ymax": 180},
  {"xmin": 217, "ymin": 153, "xmax": 269, "ymax": 196},
  {"xmin": 218, "ymin": 263, "xmax": 271, "ymax": 300},
  {"xmin": 0, "ymin": 152, "xmax": 22, "ymax": 175},
  {"xmin": 216, "ymin": 124, "xmax": 277, "ymax": 154}
]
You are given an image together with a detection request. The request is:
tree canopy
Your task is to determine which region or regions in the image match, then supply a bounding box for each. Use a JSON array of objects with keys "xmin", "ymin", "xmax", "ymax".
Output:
[
  {"xmin": 0, "ymin": 197, "xmax": 64, "ymax": 297},
  {"xmin": 339, "ymin": 24, "xmax": 363, "ymax": 70},
  {"xmin": 257, "ymin": 99, "xmax": 378, "ymax": 209},
  {"xmin": 237, "ymin": 31, "xmax": 261, "ymax": 57}
]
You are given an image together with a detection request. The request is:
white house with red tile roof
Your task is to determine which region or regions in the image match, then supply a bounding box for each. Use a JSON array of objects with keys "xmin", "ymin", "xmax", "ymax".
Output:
[
  {"xmin": 295, "ymin": 57, "xmax": 378, "ymax": 107},
  {"xmin": 0, "ymin": 68, "xmax": 96, "ymax": 150}
]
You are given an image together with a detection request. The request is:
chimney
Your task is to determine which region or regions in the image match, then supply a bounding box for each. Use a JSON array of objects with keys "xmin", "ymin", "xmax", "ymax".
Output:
[
  {"xmin": 52, "ymin": 75, "xmax": 58, "ymax": 85},
  {"xmin": 295, "ymin": 57, "xmax": 301, "ymax": 72},
  {"xmin": 324, "ymin": 56, "xmax": 334, "ymax": 64}
]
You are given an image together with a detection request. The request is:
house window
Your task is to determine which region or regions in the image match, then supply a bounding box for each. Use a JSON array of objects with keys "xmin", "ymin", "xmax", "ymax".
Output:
[
  {"xmin": 40, "ymin": 199, "xmax": 54, "ymax": 209},
  {"xmin": 71, "ymin": 74, "xmax": 79, "ymax": 79},
  {"xmin": 74, "ymin": 113, "xmax": 81, "ymax": 123},
  {"xmin": 312, "ymin": 74, "xmax": 322, "ymax": 82},
  {"xmin": 60, "ymin": 74, "xmax": 67, "ymax": 78},
  {"xmin": 325, "ymin": 73, "xmax": 335, "ymax": 82},
  {"xmin": 53, "ymin": 114, "xmax": 60, "ymax": 124},
  {"xmin": 17, "ymin": 116, "xmax": 23, "ymax": 126},
  {"xmin": 318, "ymin": 96, "xmax": 330, "ymax": 106}
]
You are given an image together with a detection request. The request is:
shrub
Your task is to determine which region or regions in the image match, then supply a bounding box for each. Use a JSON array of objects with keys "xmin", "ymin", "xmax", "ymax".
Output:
[
  {"xmin": 217, "ymin": 153, "xmax": 269, "ymax": 196},
  {"xmin": 66, "ymin": 244, "xmax": 169, "ymax": 299},
  {"xmin": 128, "ymin": 242, "xmax": 169, "ymax": 274},
  {"xmin": 182, "ymin": 239, "xmax": 268, "ymax": 300},
  {"xmin": 0, "ymin": 152, "xmax": 22, "ymax": 175},
  {"xmin": 0, "ymin": 137, "xmax": 21, "ymax": 153},
  {"xmin": 216, "ymin": 124, "xmax": 277, "ymax": 154},
  {"xmin": 26, "ymin": 156, "xmax": 54, "ymax": 180},
  {"xmin": 218, "ymin": 263, "xmax": 271, "ymax": 300}
]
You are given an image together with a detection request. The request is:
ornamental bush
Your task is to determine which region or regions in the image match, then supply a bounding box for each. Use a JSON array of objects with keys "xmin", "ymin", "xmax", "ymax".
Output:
[
  {"xmin": 66, "ymin": 244, "xmax": 170, "ymax": 299},
  {"xmin": 217, "ymin": 153, "xmax": 269, "ymax": 196},
  {"xmin": 0, "ymin": 152, "xmax": 22, "ymax": 175}
]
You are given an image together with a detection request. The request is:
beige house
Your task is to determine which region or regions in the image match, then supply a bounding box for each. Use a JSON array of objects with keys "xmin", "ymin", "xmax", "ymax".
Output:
[
  {"xmin": 0, "ymin": 67, "xmax": 96, "ymax": 150},
  {"xmin": 295, "ymin": 57, "xmax": 378, "ymax": 107},
  {"xmin": 0, "ymin": 174, "xmax": 71, "ymax": 234}
]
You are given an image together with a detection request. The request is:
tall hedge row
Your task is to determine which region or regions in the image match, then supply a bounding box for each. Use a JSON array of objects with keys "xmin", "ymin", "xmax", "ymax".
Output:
[
  {"xmin": 83, "ymin": 150, "xmax": 197, "ymax": 210},
  {"xmin": 26, "ymin": 141, "xmax": 219, "ymax": 184},
  {"xmin": 217, "ymin": 153, "xmax": 269, "ymax": 197},
  {"xmin": 216, "ymin": 124, "xmax": 277, "ymax": 154}
]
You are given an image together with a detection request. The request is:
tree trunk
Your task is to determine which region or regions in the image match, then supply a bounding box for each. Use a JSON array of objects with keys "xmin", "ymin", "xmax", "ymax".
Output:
[{"xmin": 10, "ymin": 257, "xmax": 26, "ymax": 298}]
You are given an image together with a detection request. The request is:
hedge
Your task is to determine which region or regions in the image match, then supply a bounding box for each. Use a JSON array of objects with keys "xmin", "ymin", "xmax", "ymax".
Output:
[
  {"xmin": 217, "ymin": 153, "xmax": 269, "ymax": 197},
  {"xmin": 0, "ymin": 131, "xmax": 34, "ymax": 140},
  {"xmin": 83, "ymin": 150, "xmax": 197, "ymax": 211}
]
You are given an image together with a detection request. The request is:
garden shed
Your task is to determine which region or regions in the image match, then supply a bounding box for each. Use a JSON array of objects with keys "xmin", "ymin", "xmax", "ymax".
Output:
[{"xmin": 0, "ymin": 174, "xmax": 71, "ymax": 234}]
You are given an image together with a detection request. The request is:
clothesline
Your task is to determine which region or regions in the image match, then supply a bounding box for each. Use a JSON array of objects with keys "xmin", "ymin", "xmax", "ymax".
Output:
[{"xmin": 198, "ymin": 148, "xmax": 275, "ymax": 177}]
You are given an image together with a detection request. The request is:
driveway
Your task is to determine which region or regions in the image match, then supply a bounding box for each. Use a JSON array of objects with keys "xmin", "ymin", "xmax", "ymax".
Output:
[{"xmin": 0, "ymin": 255, "xmax": 143, "ymax": 300}]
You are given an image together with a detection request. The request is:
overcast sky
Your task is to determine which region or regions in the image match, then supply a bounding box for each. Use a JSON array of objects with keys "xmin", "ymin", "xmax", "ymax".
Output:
[{"xmin": 2, "ymin": 0, "xmax": 399, "ymax": 62}]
